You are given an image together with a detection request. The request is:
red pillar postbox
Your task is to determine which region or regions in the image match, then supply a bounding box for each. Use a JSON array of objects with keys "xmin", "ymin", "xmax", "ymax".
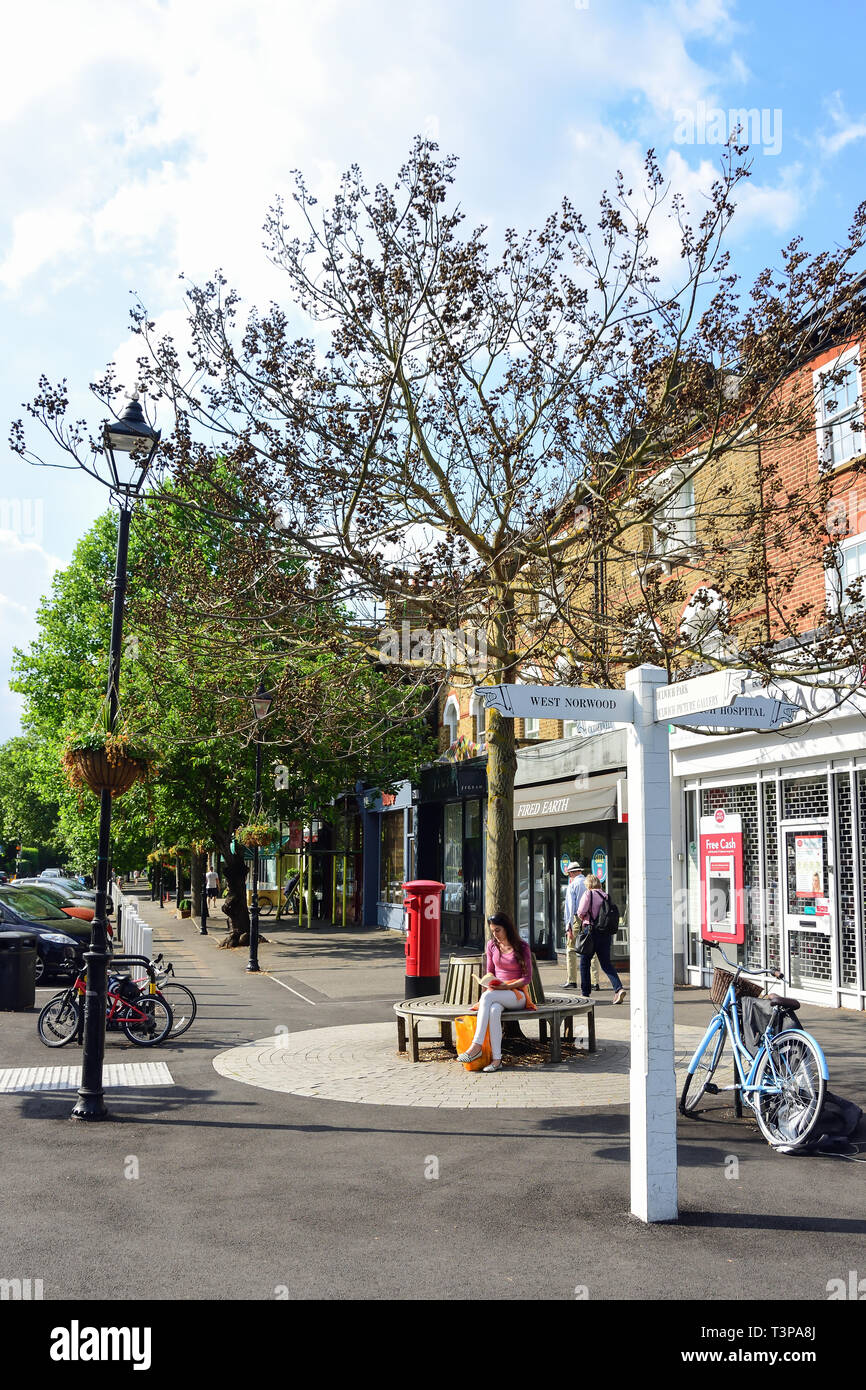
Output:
[{"xmin": 402, "ymin": 879, "xmax": 445, "ymax": 999}]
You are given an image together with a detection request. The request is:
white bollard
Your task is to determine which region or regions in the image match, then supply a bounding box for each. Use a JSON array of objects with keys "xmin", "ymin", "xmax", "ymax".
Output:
[{"xmin": 626, "ymin": 664, "xmax": 678, "ymax": 1223}]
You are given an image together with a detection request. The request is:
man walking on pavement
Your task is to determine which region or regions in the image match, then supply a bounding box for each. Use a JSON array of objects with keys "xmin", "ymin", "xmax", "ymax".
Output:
[{"xmin": 562, "ymin": 862, "xmax": 600, "ymax": 990}]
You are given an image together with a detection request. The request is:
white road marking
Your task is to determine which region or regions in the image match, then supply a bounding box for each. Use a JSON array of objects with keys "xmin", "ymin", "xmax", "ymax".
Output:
[
  {"xmin": 0, "ymin": 1062, "xmax": 175, "ymax": 1092},
  {"xmin": 263, "ymin": 974, "xmax": 319, "ymax": 1005}
]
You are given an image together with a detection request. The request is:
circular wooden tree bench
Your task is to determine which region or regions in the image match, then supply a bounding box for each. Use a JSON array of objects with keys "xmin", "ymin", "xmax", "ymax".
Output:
[
  {"xmin": 394, "ymin": 994, "xmax": 596, "ymax": 1063},
  {"xmin": 394, "ymin": 954, "xmax": 595, "ymax": 1064}
]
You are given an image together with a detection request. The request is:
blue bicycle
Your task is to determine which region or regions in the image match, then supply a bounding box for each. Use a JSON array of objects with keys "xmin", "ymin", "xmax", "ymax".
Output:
[{"xmin": 680, "ymin": 947, "xmax": 829, "ymax": 1150}]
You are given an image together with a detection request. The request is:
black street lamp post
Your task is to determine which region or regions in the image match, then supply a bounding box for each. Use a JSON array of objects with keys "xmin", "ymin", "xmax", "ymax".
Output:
[
  {"xmin": 72, "ymin": 395, "xmax": 160, "ymax": 1122},
  {"xmin": 247, "ymin": 680, "xmax": 273, "ymax": 973}
]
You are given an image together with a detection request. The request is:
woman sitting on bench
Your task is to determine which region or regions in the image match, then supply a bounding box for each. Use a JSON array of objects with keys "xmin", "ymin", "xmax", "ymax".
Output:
[{"xmin": 457, "ymin": 912, "xmax": 534, "ymax": 1073}]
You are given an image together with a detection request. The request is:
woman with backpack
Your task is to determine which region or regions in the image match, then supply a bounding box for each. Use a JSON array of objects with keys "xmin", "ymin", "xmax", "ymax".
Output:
[{"xmin": 576, "ymin": 874, "xmax": 627, "ymax": 1004}]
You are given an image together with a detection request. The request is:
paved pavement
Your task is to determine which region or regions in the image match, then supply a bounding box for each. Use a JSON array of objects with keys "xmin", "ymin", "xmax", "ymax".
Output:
[{"xmin": 1, "ymin": 894, "xmax": 865, "ymax": 1310}]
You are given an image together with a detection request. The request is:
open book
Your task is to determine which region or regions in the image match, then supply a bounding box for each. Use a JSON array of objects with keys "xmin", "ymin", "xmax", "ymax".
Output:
[{"xmin": 471, "ymin": 973, "xmax": 497, "ymax": 988}]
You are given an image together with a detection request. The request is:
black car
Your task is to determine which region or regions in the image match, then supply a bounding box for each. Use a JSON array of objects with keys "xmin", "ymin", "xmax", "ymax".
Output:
[{"xmin": 0, "ymin": 887, "xmax": 84, "ymax": 982}]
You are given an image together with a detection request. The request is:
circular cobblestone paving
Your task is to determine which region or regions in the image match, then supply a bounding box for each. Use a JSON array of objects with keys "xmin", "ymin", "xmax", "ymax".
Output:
[{"xmin": 213, "ymin": 1017, "xmax": 709, "ymax": 1109}]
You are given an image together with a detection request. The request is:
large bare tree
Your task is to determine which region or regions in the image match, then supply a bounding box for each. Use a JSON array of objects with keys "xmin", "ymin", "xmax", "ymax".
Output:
[{"xmin": 15, "ymin": 138, "xmax": 866, "ymax": 917}]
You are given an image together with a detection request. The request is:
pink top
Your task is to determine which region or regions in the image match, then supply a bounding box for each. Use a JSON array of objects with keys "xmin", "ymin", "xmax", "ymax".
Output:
[
  {"xmin": 485, "ymin": 938, "xmax": 532, "ymax": 988},
  {"xmin": 577, "ymin": 888, "xmax": 608, "ymax": 923}
]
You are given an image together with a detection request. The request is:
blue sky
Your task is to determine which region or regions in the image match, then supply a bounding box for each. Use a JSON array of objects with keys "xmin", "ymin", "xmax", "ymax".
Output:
[{"xmin": 2, "ymin": 0, "xmax": 865, "ymax": 740}]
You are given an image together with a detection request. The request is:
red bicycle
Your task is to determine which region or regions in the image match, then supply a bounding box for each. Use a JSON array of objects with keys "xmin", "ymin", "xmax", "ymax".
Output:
[{"xmin": 37, "ymin": 970, "xmax": 173, "ymax": 1048}]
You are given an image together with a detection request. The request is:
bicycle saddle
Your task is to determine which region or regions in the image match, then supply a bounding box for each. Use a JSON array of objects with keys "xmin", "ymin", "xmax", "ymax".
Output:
[{"xmin": 766, "ymin": 993, "xmax": 800, "ymax": 1010}]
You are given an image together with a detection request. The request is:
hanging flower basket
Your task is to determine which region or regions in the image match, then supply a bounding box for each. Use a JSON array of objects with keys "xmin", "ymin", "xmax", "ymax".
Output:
[
  {"xmin": 63, "ymin": 744, "xmax": 151, "ymax": 798},
  {"xmin": 235, "ymin": 823, "xmax": 273, "ymax": 849},
  {"xmin": 62, "ymin": 718, "xmax": 155, "ymax": 799}
]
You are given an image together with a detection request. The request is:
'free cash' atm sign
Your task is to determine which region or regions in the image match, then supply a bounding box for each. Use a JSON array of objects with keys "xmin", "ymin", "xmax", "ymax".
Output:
[{"xmin": 699, "ymin": 809, "xmax": 745, "ymax": 944}]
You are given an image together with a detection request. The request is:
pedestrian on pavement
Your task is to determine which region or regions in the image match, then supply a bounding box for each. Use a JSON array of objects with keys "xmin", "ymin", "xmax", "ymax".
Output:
[
  {"xmin": 457, "ymin": 912, "xmax": 535, "ymax": 1073},
  {"xmin": 562, "ymin": 862, "xmax": 601, "ymax": 990},
  {"xmin": 576, "ymin": 874, "xmax": 626, "ymax": 1003},
  {"xmin": 205, "ymin": 866, "xmax": 220, "ymax": 907}
]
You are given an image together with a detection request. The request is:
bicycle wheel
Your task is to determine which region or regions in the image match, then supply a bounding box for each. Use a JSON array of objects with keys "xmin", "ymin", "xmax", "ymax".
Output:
[
  {"xmin": 122, "ymin": 996, "xmax": 173, "ymax": 1047},
  {"xmin": 753, "ymin": 1030, "xmax": 826, "ymax": 1150},
  {"xmin": 680, "ymin": 1022, "xmax": 727, "ymax": 1114},
  {"xmin": 156, "ymin": 982, "xmax": 197, "ymax": 1038},
  {"xmin": 38, "ymin": 993, "xmax": 80, "ymax": 1047},
  {"xmin": 257, "ymin": 899, "xmax": 275, "ymax": 916}
]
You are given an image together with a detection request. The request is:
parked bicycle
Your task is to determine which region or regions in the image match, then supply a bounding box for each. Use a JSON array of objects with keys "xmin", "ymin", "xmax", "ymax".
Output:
[
  {"xmin": 141, "ymin": 954, "xmax": 198, "ymax": 1039},
  {"xmin": 38, "ymin": 969, "xmax": 173, "ymax": 1048},
  {"xmin": 680, "ymin": 946, "xmax": 829, "ymax": 1150}
]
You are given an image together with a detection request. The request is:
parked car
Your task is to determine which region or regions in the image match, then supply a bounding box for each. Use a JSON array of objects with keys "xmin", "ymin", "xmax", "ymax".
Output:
[
  {"xmin": 38, "ymin": 868, "xmax": 65, "ymax": 879},
  {"xmin": 10, "ymin": 881, "xmax": 95, "ymax": 922},
  {"xmin": 0, "ymin": 887, "xmax": 83, "ymax": 982},
  {"xmin": 20, "ymin": 876, "xmax": 110, "ymax": 912}
]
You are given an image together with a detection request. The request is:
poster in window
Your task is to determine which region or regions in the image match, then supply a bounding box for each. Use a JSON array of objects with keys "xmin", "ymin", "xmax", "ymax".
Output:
[{"xmin": 794, "ymin": 836, "xmax": 823, "ymax": 897}]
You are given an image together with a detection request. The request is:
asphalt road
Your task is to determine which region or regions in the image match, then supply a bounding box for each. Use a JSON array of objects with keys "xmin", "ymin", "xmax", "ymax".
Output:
[{"xmin": 1, "ymin": 908, "xmax": 865, "ymax": 1309}]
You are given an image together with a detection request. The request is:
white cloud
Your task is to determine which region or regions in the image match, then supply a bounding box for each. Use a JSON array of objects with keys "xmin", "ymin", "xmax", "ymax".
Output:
[{"xmin": 818, "ymin": 91, "xmax": 866, "ymax": 157}]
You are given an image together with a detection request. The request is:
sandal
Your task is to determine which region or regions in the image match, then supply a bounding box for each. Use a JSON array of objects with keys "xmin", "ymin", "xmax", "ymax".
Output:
[
  {"xmin": 482, "ymin": 1059, "xmax": 503, "ymax": 1072},
  {"xmin": 457, "ymin": 1046, "xmax": 482, "ymax": 1063}
]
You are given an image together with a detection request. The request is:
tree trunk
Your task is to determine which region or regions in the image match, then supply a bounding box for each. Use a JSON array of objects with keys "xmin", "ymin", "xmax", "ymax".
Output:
[
  {"xmin": 484, "ymin": 707, "xmax": 517, "ymax": 920},
  {"xmin": 219, "ymin": 845, "xmax": 251, "ymax": 948},
  {"xmin": 484, "ymin": 606, "xmax": 518, "ymax": 922},
  {"xmin": 175, "ymin": 854, "xmax": 183, "ymax": 905}
]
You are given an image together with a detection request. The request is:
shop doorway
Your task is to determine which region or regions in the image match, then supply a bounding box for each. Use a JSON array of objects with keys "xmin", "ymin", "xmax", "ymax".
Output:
[{"xmin": 781, "ymin": 822, "xmax": 835, "ymax": 997}]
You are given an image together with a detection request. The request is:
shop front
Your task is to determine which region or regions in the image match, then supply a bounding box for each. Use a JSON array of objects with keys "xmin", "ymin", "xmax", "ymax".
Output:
[
  {"xmin": 415, "ymin": 760, "xmax": 486, "ymax": 950},
  {"xmin": 672, "ymin": 690, "xmax": 866, "ymax": 1009},
  {"xmin": 362, "ymin": 780, "xmax": 414, "ymax": 930},
  {"xmin": 513, "ymin": 729, "xmax": 629, "ymax": 962}
]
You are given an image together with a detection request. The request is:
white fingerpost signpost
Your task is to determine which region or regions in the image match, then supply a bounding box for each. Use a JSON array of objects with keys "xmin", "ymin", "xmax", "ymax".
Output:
[
  {"xmin": 625, "ymin": 664, "xmax": 677, "ymax": 1222},
  {"xmin": 476, "ymin": 663, "xmax": 802, "ymax": 1225}
]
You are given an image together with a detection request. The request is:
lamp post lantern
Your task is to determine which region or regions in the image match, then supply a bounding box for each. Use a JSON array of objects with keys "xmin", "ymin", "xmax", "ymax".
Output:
[
  {"xmin": 248, "ymin": 680, "xmax": 273, "ymax": 973},
  {"xmin": 71, "ymin": 395, "xmax": 159, "ymax": 1122}
]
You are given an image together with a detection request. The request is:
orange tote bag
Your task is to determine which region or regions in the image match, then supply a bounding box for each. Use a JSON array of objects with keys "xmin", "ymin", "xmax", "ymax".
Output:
[{"xmin": 454, "ymin": 1014, "xmax": 492, "ymax": 1071}]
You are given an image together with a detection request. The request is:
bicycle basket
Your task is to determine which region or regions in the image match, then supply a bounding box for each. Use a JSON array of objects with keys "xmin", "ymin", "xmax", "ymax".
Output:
[{"xmin": 710, "ymin": 968, "xmax": 763, "ymax": 1008}]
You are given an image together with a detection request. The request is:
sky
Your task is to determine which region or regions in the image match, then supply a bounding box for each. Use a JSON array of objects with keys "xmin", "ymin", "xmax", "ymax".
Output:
[{"xmin": 2, "ymin": 0, "xmax": 865, "ymax": 741}]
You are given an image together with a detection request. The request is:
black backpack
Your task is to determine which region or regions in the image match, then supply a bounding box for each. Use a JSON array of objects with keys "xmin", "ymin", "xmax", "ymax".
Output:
[{"xmin": 593, "ymin": 892, "xmax": 620, "ymax": 936}]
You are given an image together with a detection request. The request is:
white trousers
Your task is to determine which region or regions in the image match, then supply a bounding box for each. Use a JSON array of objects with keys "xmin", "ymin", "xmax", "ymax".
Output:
[{"xmin": 471, "ymin": 988, "xmax": 526, "ymax": 1058}]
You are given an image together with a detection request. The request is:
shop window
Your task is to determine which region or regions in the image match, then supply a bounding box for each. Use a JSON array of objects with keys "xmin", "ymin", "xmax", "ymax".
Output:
[
  {"xmin": 444, "ymin": 801, "xmax": 464, "ymax": 912},
  {"xmin": 380, "ymin": 812, "xmax": 404, "ymax": 905},
  {"xmin": 517, "ymin": 835, "xmax": 530, "ymax": 938}
]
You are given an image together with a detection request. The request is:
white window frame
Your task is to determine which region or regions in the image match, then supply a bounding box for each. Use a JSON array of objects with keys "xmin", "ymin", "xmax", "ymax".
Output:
[
  {"xmin": 826, "ymin": 530, "xmax": 866, "ymax": 614},
  {"xmin": 654, "ymin": 475, "xmax": 696, "ymax": 559},
  {"xmin": 522, "ymin": 717, "xmax": 541, "ymax": 740},
  {"xmin": 443, "ymin": 695, "xmax": 460, "ymax": 747},
  {"xmin": 814, "ymin": 347, "xmax": 864, "ymax": 471}
]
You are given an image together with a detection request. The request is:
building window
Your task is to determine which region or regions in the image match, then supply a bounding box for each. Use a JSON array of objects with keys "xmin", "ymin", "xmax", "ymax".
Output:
[
  {"xmin": 826, "ymin": 532, "xmax": 866, "ymax": 613},
  {"xmin": 654, "ymin": 477, "xmax": 696, "ymax": 557},
  {"xmin": 523, "ymin": 717, "xmax": 540, "ymax": 739},
  {"xmin": 815, "ymin": 351, "xmax": 863, "ymax": 470},
  {"xmin": 380, "ymin": 812, "xmax": 404, "ymax": 905},
  {"xmin": 443, "ymin": 695, "xmax": 460, "ymax": 748}
]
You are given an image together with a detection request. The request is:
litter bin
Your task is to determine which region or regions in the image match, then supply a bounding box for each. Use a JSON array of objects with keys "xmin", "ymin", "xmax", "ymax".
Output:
[{"xmin": 0, "ymin": 932, "xmax": 37, "ymax": 1010}]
